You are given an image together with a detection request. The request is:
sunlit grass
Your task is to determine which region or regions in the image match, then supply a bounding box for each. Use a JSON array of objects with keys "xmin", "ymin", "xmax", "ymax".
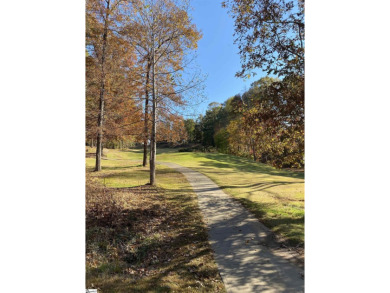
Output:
[
  {"xmin": 94, "ymin": 147, "xmax": 304, "ymax": 245},
  {"xmin": 87, "ymin": 147, "xmax": 304, "ymax": 244},
  {"xmin": 156, "ymin": 149, "xmax": 304, "ymax": 245}
]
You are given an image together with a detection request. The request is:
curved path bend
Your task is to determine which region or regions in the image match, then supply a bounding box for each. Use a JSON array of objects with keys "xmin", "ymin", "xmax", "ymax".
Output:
[{"xmin": 160, "ymin": 162, "xmax": 304, "ymax": 293}]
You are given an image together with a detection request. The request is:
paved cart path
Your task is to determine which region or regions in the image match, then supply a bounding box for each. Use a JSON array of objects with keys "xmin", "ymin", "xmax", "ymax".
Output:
[{"xmin": 160, "ymin": 162, "xmax": 304, "ymax": 293}]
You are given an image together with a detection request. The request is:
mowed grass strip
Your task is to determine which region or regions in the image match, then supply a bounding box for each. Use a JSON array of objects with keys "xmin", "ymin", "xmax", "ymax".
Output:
[
  {"xmin": 92, "ymin": 147, "xmax": 305, "ymax": 246},
  {"xmin": 157, "ymin": 149, "xmax": 304, "ymax": 247},
  {"xmin": 86, "ymin": 148, "xmax": 226, "ymax": 293}
]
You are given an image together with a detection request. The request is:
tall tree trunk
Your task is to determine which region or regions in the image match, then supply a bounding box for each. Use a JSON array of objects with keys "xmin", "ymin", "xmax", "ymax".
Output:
[
  {"xmin": 143, "ymin": 60, "xmax": 151, "ymax": 167},
  {"xmin": 95, "ymin": 97, "xmax": 104, "ymax": 171},
  {"xmin": 95, "ymin": 0, "xmax": 110, "ymax": 172},
  {"xmin": 150, "ymin": 45, "xmax": 157, "ymax": 185}
]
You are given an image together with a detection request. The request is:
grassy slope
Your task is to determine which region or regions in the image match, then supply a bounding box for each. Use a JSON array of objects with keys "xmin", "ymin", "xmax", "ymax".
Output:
[
  {"xmin": 159, "ymin": 150, "xmax": 304, "ymax": 246},
  {"xmin": 86, "ymin": 148, "xmax": 226, "ymax": 292},
  {"xmin": 95, "ymin": 148, "xmax": 304, "ymax": 246}
]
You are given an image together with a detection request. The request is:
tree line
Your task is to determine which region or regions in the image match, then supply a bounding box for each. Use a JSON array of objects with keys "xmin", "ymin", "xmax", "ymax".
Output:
[
  {"xmin": 86, "ymin": 0, "xmax": 202, "ymax": 184},
  {"xmin": 185, "ymin": 0, "xmax": 304, "ymax": 168},
  {"xmin": 184, "ymin": 74, "xmax": 304, "ymax": 168}
]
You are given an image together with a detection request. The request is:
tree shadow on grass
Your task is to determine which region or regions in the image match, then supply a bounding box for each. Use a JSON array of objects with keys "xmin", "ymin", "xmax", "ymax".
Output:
[
  {"xmin": 220, "ymin": 181, "xmax": 301, "ymax": 192},
  {"xmin": 218, "ymin": 182, "xmax": 304, "ymax": 204},
  {"xmin": 196, "ymin": 152, "xmax": 304, "ymax": 179},
  {"xmin": 86, "ymin": 183, "xmax": 225, "ymax": 292},
  {"xmin": 119, "ymin": 148, "xmax": 144, "ymax": 154},
  {"xmin": 102, "ymin": 165, "xmax": 143, "ymax": 171},
  {"xmin": 102, "ymin": 170, "xmax": 149, "ymax": 179},
  {"xmin": 156, "ymin": 148, "xmax": 302, "ymax": 180},
  {"xmin": 233, "ymin": 197, "xmax": 304, "ymax": 246},
  {"xmin": 101, "ymin": 167, "xmax": 183, "ymax": 178},
  {"xmin": 91, "ymin": 247, "xmax": 221, "ymax": 293}
]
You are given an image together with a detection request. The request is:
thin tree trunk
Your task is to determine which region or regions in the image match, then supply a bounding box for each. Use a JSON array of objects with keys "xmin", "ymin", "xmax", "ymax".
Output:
[
  {"xmin": 95, "ymin": 96, "xmax": 104, "ymax": 171},
  {"xmin": 95, "ymin": 0, "xmax": 110, "ymax": 172},
  {"xmin": 251, "ymin": 138, "xmax": 256, "ymax": 161},
  {"xmin": 143, "ymin": 60, "xmax": 151, "ymax": 167},
  {"xmin": 95, "ymin": 133, "xmax": 102, "ymax": 171},
  {"xmin": 150, "ymin": 45, "xmax": 157, "ymax": 185}
]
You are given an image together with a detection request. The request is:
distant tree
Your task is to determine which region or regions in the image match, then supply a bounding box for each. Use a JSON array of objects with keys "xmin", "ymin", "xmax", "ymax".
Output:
[
  {"xmin": 184, "ymin": 119, "xmax": 196, "ymax": 142},
  {"xmin": 214, "ymin": 128, "xmax": 229, "ymax": 152},
  {"xmin": 158, "ymin": 114, "xmax": 187, "ymax": 143},
  {"xmin": 193, "ymin": 116, "xmax": 203, "ymax": 143},
  {"xmin": 201, "ymin": 103, "xmax": 222, "ymax": 148},
  {"xmin": 224, "ymin": 94, "xmax": 242, "ymax": 121}
]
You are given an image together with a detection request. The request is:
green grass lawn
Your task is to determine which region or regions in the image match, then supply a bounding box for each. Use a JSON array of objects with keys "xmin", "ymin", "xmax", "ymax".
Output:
[
  {"xmin": 87, "ymin": 147, "xmax": 304, "ymax": 246},
  {"xmin": 86, "ymin": 148, "xmax": 225, "ymax": 292}
]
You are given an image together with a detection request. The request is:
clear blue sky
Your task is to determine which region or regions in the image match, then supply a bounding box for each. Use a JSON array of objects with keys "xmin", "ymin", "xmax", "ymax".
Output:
[{"xmin": 189, "ymin": 0, "xmax": 266, "ymax": 115}]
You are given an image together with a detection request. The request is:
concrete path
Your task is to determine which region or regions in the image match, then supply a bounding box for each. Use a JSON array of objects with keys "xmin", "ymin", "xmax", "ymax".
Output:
[{"xmin": 160, "ymin": 162, "xmax": 304, "ymax": 293}]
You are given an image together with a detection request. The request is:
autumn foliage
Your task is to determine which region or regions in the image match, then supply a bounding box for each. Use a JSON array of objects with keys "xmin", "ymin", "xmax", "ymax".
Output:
[
  {"xmin": 86, "ymin": 0, "xmax": 194, "ymax": 176},
  {"xmin": 86, "ymin": 0, "xmax": 304, "ymax": 171},
  {"xmin": 186, "ymin": 75, "xmax": 304, "ymax": 168}
]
